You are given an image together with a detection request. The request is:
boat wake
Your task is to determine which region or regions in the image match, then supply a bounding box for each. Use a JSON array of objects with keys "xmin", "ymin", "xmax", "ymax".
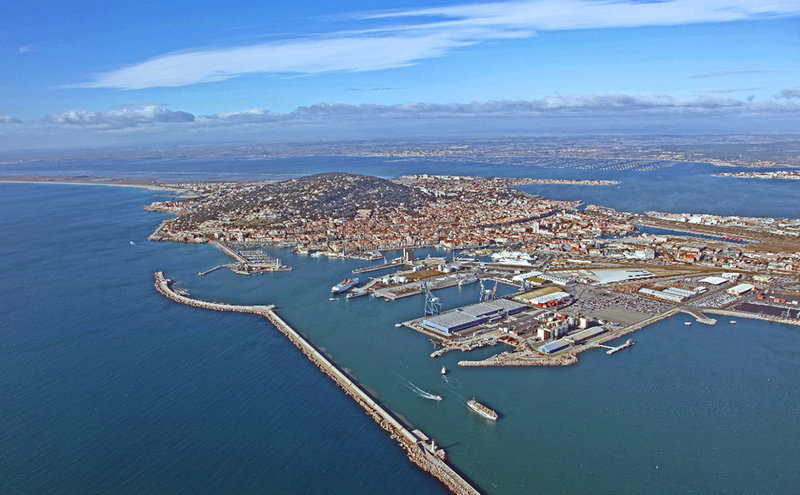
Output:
[
  {"xmin": 398, "ymin": 376, "xmax": 442, "ymax": 401},
  {"xmin": 441, "ymin": 375, "xmax": 462, "ymax": 390}
]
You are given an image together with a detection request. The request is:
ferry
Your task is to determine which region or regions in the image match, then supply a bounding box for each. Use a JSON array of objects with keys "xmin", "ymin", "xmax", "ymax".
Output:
[
  {"xmin": 467, "ymin": 399, "xmax": 498, "ymax": 421},
  {"xmin": 331, "ymin": 278, "xmax": 359, "ymax": 294}
]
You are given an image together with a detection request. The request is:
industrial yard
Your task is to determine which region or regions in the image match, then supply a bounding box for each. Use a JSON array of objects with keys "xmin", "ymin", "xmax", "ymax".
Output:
[{"xmin": 322, "ymin": 247, "xmax": 800, "ymax": 368}]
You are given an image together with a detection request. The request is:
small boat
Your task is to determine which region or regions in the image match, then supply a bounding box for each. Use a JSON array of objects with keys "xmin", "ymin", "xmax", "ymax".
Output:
[
  {"xmin": 684, "ymin": 322, "xmax": 692, "ymax": 326},
  {"xmin": 467, "ymin": 398, "xmax": 498, "ymax": 421},
  {"xmin": 730, "ymin": 320, "xmax": 737, "ymax": 324},
  {"xmin": 440, "ymin": 366, "xmax": 447, "ymax": 375},
  {"xmin": 129, "ymin": 241, "xmax": 136, "ymax": 246},
  {"xmin": 431, "ymin": 395, "xmax": 443, "ymax": 401}
]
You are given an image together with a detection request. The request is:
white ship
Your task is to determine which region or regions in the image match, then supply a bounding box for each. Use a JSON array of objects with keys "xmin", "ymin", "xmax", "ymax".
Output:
[
  {"xmin": 331, "ymin": 278, "xmax": 359, "ymax": 294},
  {"xmin": 467, "ymin": 398, "xmax": 498, "ymax": 421}
]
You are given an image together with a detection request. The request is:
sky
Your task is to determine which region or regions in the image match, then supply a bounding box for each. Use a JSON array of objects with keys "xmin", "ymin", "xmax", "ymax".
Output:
[{"xmin": 1, "ymin": 0, "xmax": 800, "ymax": 151}]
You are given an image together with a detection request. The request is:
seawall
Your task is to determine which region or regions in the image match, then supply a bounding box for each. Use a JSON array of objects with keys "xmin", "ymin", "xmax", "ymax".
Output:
[{"xmin": 154, "ymin": 272, "xmax": 481, "ymax": 495}]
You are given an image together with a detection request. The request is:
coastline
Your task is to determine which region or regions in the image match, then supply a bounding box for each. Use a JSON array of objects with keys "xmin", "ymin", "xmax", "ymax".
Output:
[{"xmin": 0, "ymin": 176, "xmax": 182, "ymax": 193}]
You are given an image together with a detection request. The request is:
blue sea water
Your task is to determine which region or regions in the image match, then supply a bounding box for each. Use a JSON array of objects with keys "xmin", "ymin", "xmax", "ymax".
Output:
[
  {"xmin": 2, "ymin": 159, "xmax": 800, "ymax": 494},
  {"xmin": 0, "ymin": 184, "xmax": 446, "ymax": 495}
]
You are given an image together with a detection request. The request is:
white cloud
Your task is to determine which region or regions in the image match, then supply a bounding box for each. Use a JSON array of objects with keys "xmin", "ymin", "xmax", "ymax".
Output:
[
  {"xmin": 689, "ymin": 69, "xmax": 776, "ymax": 79},
  {"xmin": 198, "ymin": 108, "xmax": 285, "ymax": 124},
  {"xmin": 16, "ymin": 45, "xmax": 33, "ymax": 54},
  {"xmin": 42, "ymin": 94, "xmax": 800, "ymax": 135},
  {"xmin": 196, "ymin": 94, "xmax": 796, "ymax": 124},
  {"xmin": 76, "ymin": 34, "xmax": 472, "ymax": 89},
  {"xmin": 74, "ymin": 0, "xmax": 800, "ymax": 89},
  {"xmin": 0, "ymin": 115, "xmax": 22, "ymax": 123},
  {"xmin": 45, "ymin": 106, "xmax": 194, "ymax": 129}
]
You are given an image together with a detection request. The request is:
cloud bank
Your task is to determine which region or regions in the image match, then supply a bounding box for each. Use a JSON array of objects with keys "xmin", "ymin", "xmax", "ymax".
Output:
[
  {"xmin": 45, "ymin": 106, "xmax": 194, "ymax": 129},
  {"xmin": 780, "ymin": 89, "xmax": 800, "ymax": 99},
  {"xmin": 75, "ymin": 0, "xmax": 800, "ymax": 89},
  {"xmin": 0, "ymin": 116, "xmax": 22, "ymax": 124},
  {"xmin": 43, "ymin": 94, "xmax": 800, "ymax": 130}
]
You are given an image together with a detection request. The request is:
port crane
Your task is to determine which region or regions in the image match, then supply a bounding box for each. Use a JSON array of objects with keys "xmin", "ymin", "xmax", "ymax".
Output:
[
  {"xmin": 423, "ymin": 282, "xmax": 442, "ymax": 316},
  {"xmin": 479, "ymin": 280, "xmax": 498, "ymax": 302}
]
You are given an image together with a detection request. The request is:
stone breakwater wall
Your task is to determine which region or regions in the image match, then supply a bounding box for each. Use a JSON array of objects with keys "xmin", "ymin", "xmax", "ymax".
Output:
[
  {"xmin": 459, "ymin": 352, "xmax": 578, "ymax": 367},
  {"xmin": 154, "ymin": 272, "xmax": 481, "ymax": 495}
]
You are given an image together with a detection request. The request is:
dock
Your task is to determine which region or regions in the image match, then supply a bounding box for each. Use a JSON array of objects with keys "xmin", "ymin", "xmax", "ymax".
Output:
[
  {"xmin": 352, "ymin": 261, "xmax": 405, "ymax": 274},
  {"xmin": 680, "ymin": 308, "xmax": 718, "ymax": 325},
  {"xmin": 154, "ymin": 272, "xmax": 481, "ymax": 495},
  {"xmin": 210, "ymin": 241, "xmax": 292, "ymax": 273},
  {"xmin": 197, "ymin": 264, "xmax": 232, "ymax": 276}
]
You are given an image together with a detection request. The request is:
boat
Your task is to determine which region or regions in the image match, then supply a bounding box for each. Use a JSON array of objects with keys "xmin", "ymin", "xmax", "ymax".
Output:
[
  {"xmin": 458, "ymin": 273, "xmax": 478, "ymax": 286},
  {"xmin": 467, "ymin": 398, "xmax": 498, "ymax": 421},
  {"xmin": 431, "ymin": 395, "xmax": 443, "ymax": 401},
  {"xmin": 331, "ymin": 278, "xmax": 359, "ymax": 294},
  {"xmin": 346, "ymin": 289, "xmax": 368, "ymax": 299},
  {"xmin": 730, "ymin": 320, "xmax": 737, "ymax": 324},
  {"xmin": 684, "ymin": 321, "xmax": 692, "ymax": 326},
  {"xmin": 440, "ymin": 366, "xmax": 447, "ymax": 375}
]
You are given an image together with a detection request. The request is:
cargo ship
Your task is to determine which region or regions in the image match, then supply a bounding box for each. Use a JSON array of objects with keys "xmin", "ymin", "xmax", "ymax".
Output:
[
  {"xmin": 332, "ymin": 278, "xmax": 359, "ymax": 294},
  {"xmin": 467, "ymin": 399, "xmax": 498, "ymax": 421}
]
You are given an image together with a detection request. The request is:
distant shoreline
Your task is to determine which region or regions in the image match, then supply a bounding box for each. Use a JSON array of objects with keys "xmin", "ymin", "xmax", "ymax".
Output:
[{"xmin": 0, "ymin": 176, "xmax": 183, "ymax": 193}]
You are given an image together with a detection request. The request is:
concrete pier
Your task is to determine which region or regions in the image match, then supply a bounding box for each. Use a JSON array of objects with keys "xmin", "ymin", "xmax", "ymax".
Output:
[
  {"xmin": 154, "ymin": 272, "xmax": 481, "ymax": 495},
  {"xmin": 352, "ymin": 261, "xmax": 404, "ymax": 274}
]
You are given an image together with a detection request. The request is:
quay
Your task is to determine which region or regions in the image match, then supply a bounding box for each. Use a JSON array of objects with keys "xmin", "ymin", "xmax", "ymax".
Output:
[
  {"xmin": 153, "ymin": 272, "xmax": 481, "ymax": 495},
  {"xmin": 352, "ymin": 261, "xmax": 405, "ymax": 274},
  {"xmin": 211, "ymin": 240, "xmax": 247, "ymax": 263},
  {"xmin": 704, "ymin": 308, "xmax": 800, "ymax": 327}
]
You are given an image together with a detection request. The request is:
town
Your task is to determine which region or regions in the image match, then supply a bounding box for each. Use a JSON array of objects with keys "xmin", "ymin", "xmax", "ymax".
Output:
[{"xmin": 144, "ymin": 172, "xmax": 800, "ymax": 366}]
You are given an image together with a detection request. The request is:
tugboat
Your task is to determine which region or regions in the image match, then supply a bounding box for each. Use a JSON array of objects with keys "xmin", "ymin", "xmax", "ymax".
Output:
[{"xmin": 467, "ymin": 398, "xmax": 498, "ymax": 421}]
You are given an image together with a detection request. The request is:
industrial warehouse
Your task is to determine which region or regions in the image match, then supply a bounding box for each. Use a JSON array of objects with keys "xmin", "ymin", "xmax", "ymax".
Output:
[{"xmin": 421, "ymin": 299, "xmax": 527, "ymax": 335}]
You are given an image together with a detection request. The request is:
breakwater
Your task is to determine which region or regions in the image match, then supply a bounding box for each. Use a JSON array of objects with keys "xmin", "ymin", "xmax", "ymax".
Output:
[{"xmin": 154, "ymin": 272, "xmax": 481, "ymax": 495}]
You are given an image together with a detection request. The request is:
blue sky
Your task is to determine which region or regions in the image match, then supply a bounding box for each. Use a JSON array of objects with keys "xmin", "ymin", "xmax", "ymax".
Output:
[{"xmin": 2, "ymin": 0, "xmax": 800, "ymax": 150}]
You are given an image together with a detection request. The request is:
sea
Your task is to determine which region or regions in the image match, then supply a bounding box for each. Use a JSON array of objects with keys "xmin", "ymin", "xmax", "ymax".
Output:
[{"xmin": 1, "ymin": 156, "xmax": 799, "ymax": 494}]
